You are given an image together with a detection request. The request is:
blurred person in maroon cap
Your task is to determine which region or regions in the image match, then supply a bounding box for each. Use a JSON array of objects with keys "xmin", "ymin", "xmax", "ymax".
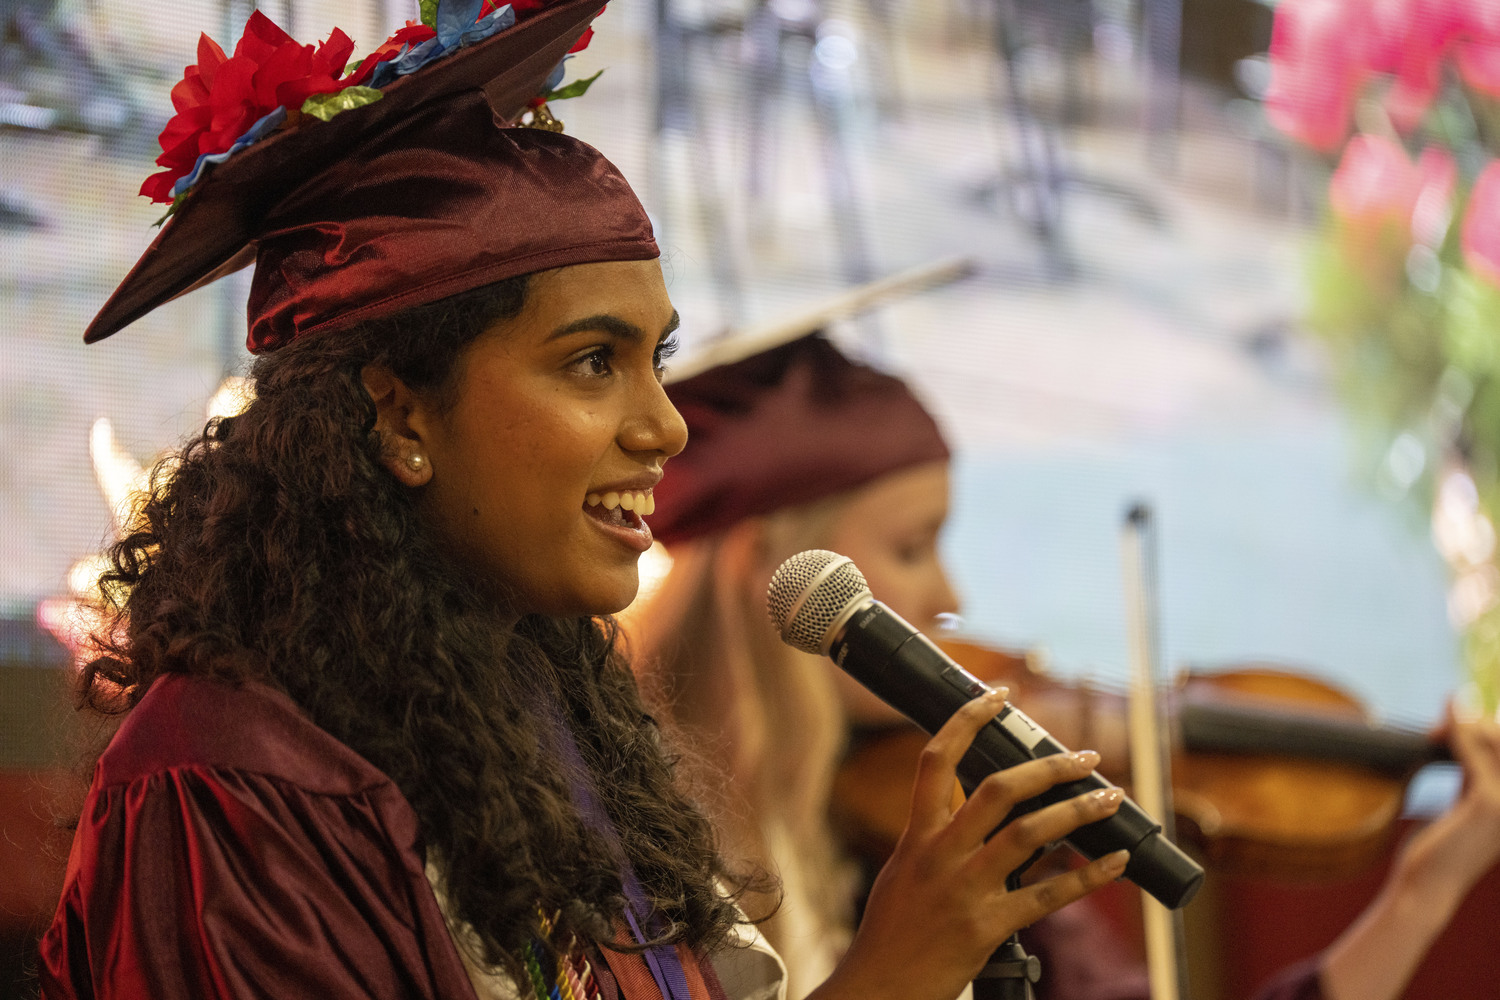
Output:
[
  {"xmin": 633, "ymin": 331, "xmax": 1500, "ymax": 1000},
  {"xmin": 36, "ymin": 2, "xmax": 1138, "ymax": 998},
  {"xmin": 635, "ymin": 331, "xmax": 1150, "ymax": 1000}
]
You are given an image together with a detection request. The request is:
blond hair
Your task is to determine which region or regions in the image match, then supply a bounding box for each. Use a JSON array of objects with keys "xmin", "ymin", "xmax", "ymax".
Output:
[{"xmin": 632, "ymin": 497, "xmax": 861, "ymax": 998}]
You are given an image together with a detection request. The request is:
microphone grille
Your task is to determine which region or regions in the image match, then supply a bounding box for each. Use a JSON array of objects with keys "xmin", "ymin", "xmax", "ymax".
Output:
[{"xmin": 766, "ymin": 550, "xmax": 871, "ymax": 654}]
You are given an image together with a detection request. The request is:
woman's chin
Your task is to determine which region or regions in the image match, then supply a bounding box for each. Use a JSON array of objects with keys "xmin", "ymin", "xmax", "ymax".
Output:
[
  {"xmin": 545, "ymin": 570, "xmax": 640, "ymax": 618},
  {"xmin": 478, "ymin": 552, "xmax": 643, "ymax": 618}
]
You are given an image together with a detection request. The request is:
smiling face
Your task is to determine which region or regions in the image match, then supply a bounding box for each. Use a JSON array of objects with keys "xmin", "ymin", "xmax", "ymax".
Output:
[{"xmin": 401, "ymin": 259, "xmax": 686, "ymax": 616}]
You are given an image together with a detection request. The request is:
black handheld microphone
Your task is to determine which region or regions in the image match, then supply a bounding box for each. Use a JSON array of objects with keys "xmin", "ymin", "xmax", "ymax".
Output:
[{"xmin": 766, "ymin": 549, "xmax": 1204, "ymax": 910}]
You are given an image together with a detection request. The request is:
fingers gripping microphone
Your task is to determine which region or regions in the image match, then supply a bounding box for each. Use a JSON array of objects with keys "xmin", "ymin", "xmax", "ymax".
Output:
[{"xmin": 767, "ymin": 550, "xmax": 1204, "ymax": 910}]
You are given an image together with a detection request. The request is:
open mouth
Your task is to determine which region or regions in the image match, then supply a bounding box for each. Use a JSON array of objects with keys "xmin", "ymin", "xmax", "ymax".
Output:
[{"xmin": 584, "ymin": 489, "xmax": 655, "ymax": 530}]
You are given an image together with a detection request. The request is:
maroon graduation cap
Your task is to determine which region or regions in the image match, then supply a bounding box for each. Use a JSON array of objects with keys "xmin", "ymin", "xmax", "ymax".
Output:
[
  {"xmin": 649, "ymin": 259, "xmax": 968, "ymax": 545},
  {"xmin": 650, "ymin": 333, "xmax": 951, "ymax": 545},
  {"xmin": 85, "ymin": 0, "xmax": 658, "ymax": 353}
]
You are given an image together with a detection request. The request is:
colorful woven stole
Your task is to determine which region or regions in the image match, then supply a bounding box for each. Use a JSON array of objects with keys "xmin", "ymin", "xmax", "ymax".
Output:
[
  {"xmin": 549, "ymin": 707, "xmax": 709, "ymax": 1000},
  {"xmin": 520, "ymin": 923, "xmax": 728, "ymax": 1000},
  {"xmin": 523, "ymin": 911, "xmax": 605, "ymax": 1000},
  {"xmin": 600, "ymin": 931, "xmax": 726, "ymax": 1000}
]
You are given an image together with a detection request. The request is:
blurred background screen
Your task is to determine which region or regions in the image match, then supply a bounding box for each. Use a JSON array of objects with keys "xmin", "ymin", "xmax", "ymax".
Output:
[
  {"xmin": 0, "ymin": 0, "xmax": 1462, "ymax": 725},
  {"xmin": 9, "ymin": 0, "xmax": 1500, "ymax": 996}
]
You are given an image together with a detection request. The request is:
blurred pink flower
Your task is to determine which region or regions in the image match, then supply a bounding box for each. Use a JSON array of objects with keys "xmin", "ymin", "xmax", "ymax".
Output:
[
  {"xmin": 1326, "ymin": 135, "xmax": 1455, "ymax": 290},
  {"xmin": 1328, "ymin": 136, "xmax": 1454, "ymax": 250},
  {"xmin": 1462, "ymin": 162, "xmax": 1500, "ymax": 284},
  {"xmin": 1457, "ymin": 40, "xmax": 1500, "ymax": 94},
  {"xmin": 1266, "ymin": 0, "xmax": 1370, "ymax": 151},
  {"xmin": 1268, "ymin": 0, "xmax": 1500, "ymax": 147},
  {"xmin": 1413, "ymin": 146, "xmax": 1457, "ymax": 245},
  {"xmin": 1329, "ymin": 134, "xmax": 1420, "ymax": 226},
  {"xmin": 1380, "ymin": 0, "xmax": 1468, "ymax": 130},
  {"xmin": 1456, "ymin": 0, "xmax": 1500, "ymax": 44},
  {"xmin": 1457, "ymin": 0, "xmax": 1500, "ymax": 96}
]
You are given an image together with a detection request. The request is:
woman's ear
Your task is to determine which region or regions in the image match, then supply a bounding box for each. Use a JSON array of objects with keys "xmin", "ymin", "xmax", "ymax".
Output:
[{"xmin": 361, "ymin": 364, "xmax": 433, "ymax": 488}]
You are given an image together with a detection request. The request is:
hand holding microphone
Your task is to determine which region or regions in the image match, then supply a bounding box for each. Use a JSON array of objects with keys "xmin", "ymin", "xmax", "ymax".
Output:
[
  {"xmin": 810, "ymin": 691, "xmax": 1135, "ymax": 1000},
  {"xmin": 767, "ymin": 549, "xmax": 1204, "ymax": 911}
]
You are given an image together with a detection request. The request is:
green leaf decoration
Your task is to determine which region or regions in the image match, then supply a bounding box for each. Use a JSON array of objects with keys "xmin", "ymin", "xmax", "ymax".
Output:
[
  {"xmin": 154, "ymin": 192, "xmax": 189, "ymax": 227},
  {"xmin": 541, "ymin": 69, "xmax": 604, "ymax": 103},
  {"xmin": 420, "ymin": 0, "xmax": 440, "ymax": 28},
  {"xmin": 301, "ymin": 87, "xmax": 385, "ymax": 123}
]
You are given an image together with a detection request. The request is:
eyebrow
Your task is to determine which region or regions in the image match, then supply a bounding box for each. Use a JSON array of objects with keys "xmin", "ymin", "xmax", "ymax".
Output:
[{"xmin": 549, "ymin": 310, "xmax": 680, "ymax": 343}]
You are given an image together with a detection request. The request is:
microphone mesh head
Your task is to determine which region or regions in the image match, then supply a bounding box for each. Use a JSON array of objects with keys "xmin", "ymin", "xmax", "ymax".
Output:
[{"xmin": 766, "ymin": 549, "xmax": 871, "ymax": 654}]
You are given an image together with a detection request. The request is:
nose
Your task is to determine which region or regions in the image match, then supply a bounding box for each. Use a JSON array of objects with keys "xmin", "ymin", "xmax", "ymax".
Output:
[
  {"xmin": 928, "ymin": 562, "xmax": 961, "ymax": 623},
  {"xmin": 621, "ymin": 376, "xmax": 688, "ymax": 459}
]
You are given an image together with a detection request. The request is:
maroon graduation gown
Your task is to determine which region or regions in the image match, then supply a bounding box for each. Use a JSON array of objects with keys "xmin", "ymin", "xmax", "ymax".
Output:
[
  {"xmin": 39, "ymin": 672, "xmax": 486, "ymax": 999},
  {"xmin": 38, "ymin": 669, "xmax": 1323, "ymax": 1000}
]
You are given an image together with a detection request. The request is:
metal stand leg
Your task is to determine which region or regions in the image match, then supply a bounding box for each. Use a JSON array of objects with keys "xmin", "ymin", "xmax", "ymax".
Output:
[
  {"xmin": 650, "ymin": 0, "xmax": 747, "ymax": 324},
  {"xmin": 651, "ymin": 0, "xmax": 883, "ymax": 332},
  {"xmin": 1142, "ymin": 0, "xmax": 1182, "ymax": 171},
  {"xmin": 971, "ymin": 870, "xmax": 1042, "ymax": 1000},
  {"xmin": 981, "ymin": 0, "xmax": 1170, "ymax": 279}
]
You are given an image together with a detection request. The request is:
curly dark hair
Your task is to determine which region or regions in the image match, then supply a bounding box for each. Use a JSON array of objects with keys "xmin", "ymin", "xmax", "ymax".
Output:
[{"xmin": 82, "ymin": 275, "xmax": 746, "ymax": 974}]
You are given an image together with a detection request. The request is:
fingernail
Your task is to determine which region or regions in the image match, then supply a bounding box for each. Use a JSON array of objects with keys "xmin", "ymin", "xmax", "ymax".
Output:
[
  {"xmin": 1071, "ymin": 750, "xmax": 1101, "ymax": 768},
  {"xmin": 985, "ymin": 687, "xmax": 1008, "ymax": 702},
  {"xmin": 1091, "ymin": 787, "xmax": 1123, "ymax": 807},
  {"xmin": 1105, "ymin": 850, "xmax": 1130, "ymax": 875}
]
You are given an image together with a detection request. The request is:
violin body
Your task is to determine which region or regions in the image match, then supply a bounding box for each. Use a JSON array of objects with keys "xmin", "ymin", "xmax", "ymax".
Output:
[
  {"xmin": 832, "ymin": 641, "xmax": 1443, "ymax": 880},
  {"xmin": 1173, "ymin": 668, "xmax": 1440, "ymax": 878},
  {"xmin": 829, "ymin": 640, "xmax": 1499, "ymax": 1000}
]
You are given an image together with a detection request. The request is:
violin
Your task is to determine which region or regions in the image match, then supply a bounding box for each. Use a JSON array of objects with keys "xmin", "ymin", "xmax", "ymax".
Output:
[{"xmin": 830, "ymin": 639, "xmax": 1450, "ymax": 881}]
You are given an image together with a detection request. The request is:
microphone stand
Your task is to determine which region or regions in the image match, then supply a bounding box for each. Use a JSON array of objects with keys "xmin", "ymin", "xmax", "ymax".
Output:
[{"xmin": 971, "ymin": 855, "xmax": 1042, "ymax": 999}]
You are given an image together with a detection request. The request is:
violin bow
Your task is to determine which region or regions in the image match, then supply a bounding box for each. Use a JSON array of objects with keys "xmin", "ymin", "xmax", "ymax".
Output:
[{"xmin": 1121, "ymin": 503, "xmax": 1189, "ymax": 999}]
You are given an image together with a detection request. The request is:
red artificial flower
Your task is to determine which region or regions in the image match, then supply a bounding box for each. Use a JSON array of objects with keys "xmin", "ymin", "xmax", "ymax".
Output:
[
  {"xmin": 1462, "ymin": 161, "xmax": 1500, "ymax": 285},
  {"xmin": 502, "ymin": 0, "xmax": 595, "ymax": 49},
  {"xmin": 141, "ymin": 11, "xmax": 360, "ymax": 204},
  {"xmin": 345, "ymin": 21, "xmax": 437, "ymax": 86},
  {"xmin": 140, "ymin": 0, "xmax": 604, "ymax": 204},
  {"xmin": 344, "ymin": 2, "xmax": 597, "ymax": 87}
]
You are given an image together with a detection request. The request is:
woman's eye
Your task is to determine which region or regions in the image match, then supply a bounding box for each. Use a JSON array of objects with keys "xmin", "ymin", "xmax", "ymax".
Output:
[
  {"xmin": 895, "ymin": 534, "xmax": 937, "ymax": 565},
  {"xmin": 571, "ymin": 347, "xmax": 613, "ymax": 377}
]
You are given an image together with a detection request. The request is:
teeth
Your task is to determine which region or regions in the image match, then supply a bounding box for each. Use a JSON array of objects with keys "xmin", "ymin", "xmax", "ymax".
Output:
[{"xmin": 585, "ymin": 490, "xmax": 655, "ymax": 516}]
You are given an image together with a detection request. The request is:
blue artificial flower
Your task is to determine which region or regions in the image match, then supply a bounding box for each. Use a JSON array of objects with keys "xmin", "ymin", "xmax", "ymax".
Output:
[
  {"xmin": 172, "ymin": 107, "xmax": 287, "ymax": 198},
  {"xmin": 370, "ymin": 2, "xmax": 516, "ymax": 87}
]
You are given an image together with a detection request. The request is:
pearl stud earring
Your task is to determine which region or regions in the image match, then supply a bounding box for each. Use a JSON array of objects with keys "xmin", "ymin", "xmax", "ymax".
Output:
[{"xmin": 405, "ymin": 453, "xmax": 427, "ymax": 473}]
